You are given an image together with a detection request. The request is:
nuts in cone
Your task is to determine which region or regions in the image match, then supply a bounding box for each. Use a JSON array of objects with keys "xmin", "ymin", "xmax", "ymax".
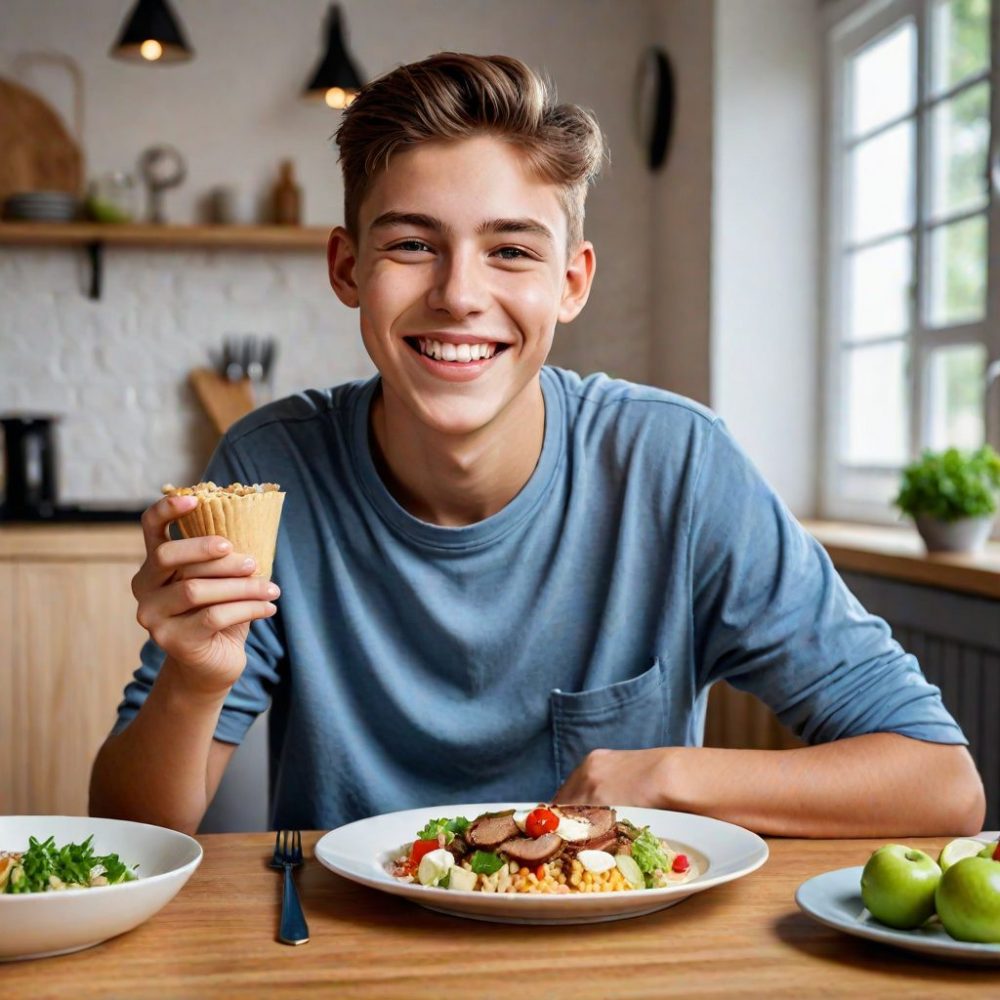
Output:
[{"xmin": 161, "ymin": 481, "xmax": 284, "ymax": 579}]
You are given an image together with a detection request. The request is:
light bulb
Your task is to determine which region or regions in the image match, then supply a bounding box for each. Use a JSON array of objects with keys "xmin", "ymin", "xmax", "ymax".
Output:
[
  {"xmin": 325, "ymin": 87, "xmax": 347, "ymax": 109},
  {"xmin": 140, "ymin": 39, "xmax": 163, "ymax": 61}
]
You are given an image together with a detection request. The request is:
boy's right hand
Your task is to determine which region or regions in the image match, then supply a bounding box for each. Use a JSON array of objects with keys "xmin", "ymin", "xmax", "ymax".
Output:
[{"xmin": 131, "ymin": 494, "xmax": 280, "ymax": 697}]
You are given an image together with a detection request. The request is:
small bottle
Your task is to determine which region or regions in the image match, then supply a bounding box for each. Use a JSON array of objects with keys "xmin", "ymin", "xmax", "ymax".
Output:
[{"xmin": 272, "ymin": 160, "xmax": 301, "ymax": 225}]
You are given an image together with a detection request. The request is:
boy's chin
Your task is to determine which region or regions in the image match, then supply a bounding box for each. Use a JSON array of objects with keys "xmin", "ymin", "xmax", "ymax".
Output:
[{"xmin": 416, "ymin": 401, "xmax": 503, "ymax": 439}]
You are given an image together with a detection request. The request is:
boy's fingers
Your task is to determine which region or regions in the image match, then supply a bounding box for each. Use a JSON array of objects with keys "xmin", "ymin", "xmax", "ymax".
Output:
[
  {"xmin": 174, "ymin": 552, "xmax": 257, "ymax": 580},
  {"xmin": 133, "ymin": 535, "xmax": 235, "ymax": 597},
  {"xmin": 191, "ymin": 600, "xmax": 278, "ymax": 635},
  {"xmin": 158, "ymin": 577, "xmax": 279, "ymax": 618},
  {"xmin": 140, "ymin": 495, "xmax": 198, "ymax": 552},
  {"xmin": 147, "ymin": 600, "xmax": 275, "ymax": 654},
  {"xmin": 152, "ymin": 536, "xmax": 234, "ymax": 572}
]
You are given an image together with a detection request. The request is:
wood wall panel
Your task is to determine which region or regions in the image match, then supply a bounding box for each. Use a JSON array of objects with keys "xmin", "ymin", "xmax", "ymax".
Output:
[
  {"xmin": 0, "ymin": 564, "xmax": 19, "ymax": 812},
  {"xmin": 14, "ymin": 561, "xmax": 146, "ymax": 815},
  {"xmin": 704, "ymin": 683, "xmax": 803, "ymax": 751}
]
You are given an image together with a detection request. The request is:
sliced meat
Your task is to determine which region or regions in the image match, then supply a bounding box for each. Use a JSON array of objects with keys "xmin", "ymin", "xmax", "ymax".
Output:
[
  {"xmin": 561, "ymin": 830, "xmax": 619, "ymax": 856},
  {"xmin": 554, "ymin": 805, "xmax": 617, "ymax": 839},
  {"xmin": 466, "ymin": 811, "xmax": 519, "ymax": 849},
  {"xmin": 498, "ymin": 833, "xmax": 564, "ymax": 865},
  {"xmin": 445, "ymin": 835, "xmax": 469, "ymax": 862}
]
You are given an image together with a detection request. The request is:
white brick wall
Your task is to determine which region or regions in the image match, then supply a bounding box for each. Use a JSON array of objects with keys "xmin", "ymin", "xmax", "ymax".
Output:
[{"xmin": 0, "ymin": 247, "xmax": 374, "ymax": 503}]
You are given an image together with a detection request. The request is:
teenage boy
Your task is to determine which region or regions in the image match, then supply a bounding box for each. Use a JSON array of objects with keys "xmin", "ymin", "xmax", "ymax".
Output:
[{"xmin": 91, "ymin": 53, "xmax": 985, "ymax": 838}]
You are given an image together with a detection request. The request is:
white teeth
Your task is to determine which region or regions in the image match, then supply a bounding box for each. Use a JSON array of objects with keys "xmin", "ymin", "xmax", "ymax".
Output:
[{"xmin": 417, "ymin": 339, "xmax": 499, "ymax": 362}]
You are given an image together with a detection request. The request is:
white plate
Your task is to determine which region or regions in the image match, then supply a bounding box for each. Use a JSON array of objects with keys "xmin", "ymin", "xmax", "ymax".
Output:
[
  {"xmin": 0, "ymin": 816, "xmax": 202, "ymax": 962},
  {"xmin": 796, "ymin": 866, "xmax": 1000, "ymax": 964},
  {"xmin": 314, "ymin": 803, "xmax": 768, "ymax": 924}
]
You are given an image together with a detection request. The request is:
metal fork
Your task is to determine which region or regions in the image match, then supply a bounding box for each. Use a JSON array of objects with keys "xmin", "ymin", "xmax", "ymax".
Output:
[{"xmin": 270, "ymin": 830, "xmax": 309, "ymax": 945}]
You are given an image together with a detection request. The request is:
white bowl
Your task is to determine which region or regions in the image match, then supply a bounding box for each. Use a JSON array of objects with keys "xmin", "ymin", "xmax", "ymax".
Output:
[{"xmin": 0, "ymin": 816, "xmax": 202, "ymax": 962}]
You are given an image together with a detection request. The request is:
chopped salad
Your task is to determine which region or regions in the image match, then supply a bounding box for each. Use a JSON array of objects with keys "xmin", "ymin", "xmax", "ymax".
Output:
[
  {"xmin": 1, "ymin": 835, "xmax": 138, "ymax": 894},
  {"xmin": 388, "ymin": 805, "xmax": 698, "ymax": 894}
]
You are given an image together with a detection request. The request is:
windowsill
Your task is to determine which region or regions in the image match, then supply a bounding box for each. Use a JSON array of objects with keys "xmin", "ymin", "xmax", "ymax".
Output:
[{"xmin": 803, "ymin": 519, "xmax": 1000, "ymax": 600}]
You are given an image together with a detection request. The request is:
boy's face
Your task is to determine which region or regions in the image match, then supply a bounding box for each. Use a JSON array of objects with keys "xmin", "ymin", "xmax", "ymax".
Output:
[{"xmin": 329, "ymin": 136, "xmax": 595, "ymax": 440}]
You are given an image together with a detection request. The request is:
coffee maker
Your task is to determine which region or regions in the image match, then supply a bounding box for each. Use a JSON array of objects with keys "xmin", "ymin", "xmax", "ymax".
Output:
[{"xmin": 0, "ymin": 414, "xmax": 59, "ymax": 520}]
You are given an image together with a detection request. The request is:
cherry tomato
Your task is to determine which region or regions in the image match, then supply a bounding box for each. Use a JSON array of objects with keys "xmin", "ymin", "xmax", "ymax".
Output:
[
  {"xmin": 672, "ymin": 854, "xmax": 690, "ymax": 874},
  {"xmin": 408, "ymin": 839, "xmax": 439, "ymax": 867},
  {"xmin": 525, "ymin": 807, "xmax": 559, "ymax": 839}
]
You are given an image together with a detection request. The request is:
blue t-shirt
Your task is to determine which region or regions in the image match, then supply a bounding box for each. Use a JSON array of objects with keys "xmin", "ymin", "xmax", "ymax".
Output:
[{"xmin": 114, "ymin": 368, "xmax": 965, "ymax": 829}]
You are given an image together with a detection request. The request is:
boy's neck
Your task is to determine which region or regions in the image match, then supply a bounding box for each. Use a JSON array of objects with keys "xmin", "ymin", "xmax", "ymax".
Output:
[{"xmin": 368, "ymin": 380, "xmax": 546, "ymax": 527}]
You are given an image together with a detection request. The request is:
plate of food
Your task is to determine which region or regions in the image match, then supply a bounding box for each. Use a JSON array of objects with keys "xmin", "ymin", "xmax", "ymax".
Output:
[
  {"xmin": 314, "ymin": 802, "xmax": 768, "ymax": 924},
  {"xmin": 0, "ymin": 816, "xmax": 202, "ymax": 962},
  {"xmin": 796, "ymin": 835, "xmax": 1000, "ymax": 964}
]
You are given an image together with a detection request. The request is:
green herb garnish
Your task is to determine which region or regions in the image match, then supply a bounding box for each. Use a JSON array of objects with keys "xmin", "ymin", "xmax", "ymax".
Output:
[
  {"xmin": 415, "ymin": 817, "xmax": 470, "ymax": 845},
  {"xmin": 4, "ymin": 835, "xmax": 138, "ymax": 894},
  {"xmin": 469, "ymin": 851, "xmax": 505, "ymax": 875}
]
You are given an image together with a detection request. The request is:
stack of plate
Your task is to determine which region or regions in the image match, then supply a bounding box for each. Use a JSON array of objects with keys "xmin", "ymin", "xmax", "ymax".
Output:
[{"xmin": 3, "ymin": 191, "xmax": 80, "ymax": 222}]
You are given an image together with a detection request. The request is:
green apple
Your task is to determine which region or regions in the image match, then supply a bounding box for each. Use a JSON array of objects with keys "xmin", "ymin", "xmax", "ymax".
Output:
[
  {"xmin": 860, "ymin": 845, "xmax": 941, "ymax": 929},
  {"xmin": 935, "ymin": 857, "xmax": 1000, "ymax": 943},
  {"xmin": 939, "ymin": 837, "xmax": 990, "ymax": 871},
  {"xmin": 977, "ymin": 841, "xmax": 1000, "ymax": 861}
]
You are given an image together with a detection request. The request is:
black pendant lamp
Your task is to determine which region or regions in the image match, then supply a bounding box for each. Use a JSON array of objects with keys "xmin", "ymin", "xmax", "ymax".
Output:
[
  {"xmin": 110, "ymin": 0, "xmax": 194, "ymax": 64},
  {"xmin": 304, "ymin": 4, "xmax": 364, "ymax": 109}
]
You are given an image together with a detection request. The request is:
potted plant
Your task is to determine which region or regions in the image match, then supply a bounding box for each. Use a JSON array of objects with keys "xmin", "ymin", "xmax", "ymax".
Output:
[{"xmin": 894, "ymin": 445, "xmax": 1000, "ymax": 553}]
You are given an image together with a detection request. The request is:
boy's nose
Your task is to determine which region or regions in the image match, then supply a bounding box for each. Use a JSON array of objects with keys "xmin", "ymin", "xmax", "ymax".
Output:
[{"xmin": 426, "ymin": 252, "xmax": 488, "ymax": 319}]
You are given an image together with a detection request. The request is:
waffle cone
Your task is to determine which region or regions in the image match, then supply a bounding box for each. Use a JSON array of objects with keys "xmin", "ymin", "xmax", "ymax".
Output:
[{"xmin": 164, "ymin": 481, "xmax": 285, "ymax": 579}]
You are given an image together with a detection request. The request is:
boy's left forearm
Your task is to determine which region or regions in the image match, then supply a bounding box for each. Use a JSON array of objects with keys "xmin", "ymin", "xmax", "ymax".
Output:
[{"xmin": 554, "ymin": 734, "xmax": 986, "ymax": 838}]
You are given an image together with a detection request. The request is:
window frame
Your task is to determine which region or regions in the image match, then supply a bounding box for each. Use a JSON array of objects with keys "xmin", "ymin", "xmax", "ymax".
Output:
[{"xmin": 821, "ymin": 0, "xmax": 999, "ymax": 526}]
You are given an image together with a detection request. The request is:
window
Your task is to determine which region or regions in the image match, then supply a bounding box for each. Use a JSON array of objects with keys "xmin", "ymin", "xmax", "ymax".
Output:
[{"xmin": 823, "ymin": 0, "xmax": 998, "ymax": 522}]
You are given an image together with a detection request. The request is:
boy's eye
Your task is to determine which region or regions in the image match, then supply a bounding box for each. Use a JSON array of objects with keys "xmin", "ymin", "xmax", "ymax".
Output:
[
  {"xmin": 390, "ymin": 240, "xmax": 432, "ymax": 253},
  {"xmin": 493, "ymin": 246, "xmax": 531, "ymax": 261}
]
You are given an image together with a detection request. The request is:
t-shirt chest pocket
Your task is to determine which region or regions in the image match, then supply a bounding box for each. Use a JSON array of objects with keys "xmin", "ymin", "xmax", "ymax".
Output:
[{"xmin": 549, "ymin": 658, "xmax": 669, "ymax": 787}]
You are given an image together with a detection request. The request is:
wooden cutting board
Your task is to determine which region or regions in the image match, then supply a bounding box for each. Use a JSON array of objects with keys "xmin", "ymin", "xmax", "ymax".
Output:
[
  {"xmin": 0, "ymin": 77, "xmax": 83, "ymax": 202},
  {"xmin": 189, "ymin": 368, "xmax": 256, "ymax": 436}
]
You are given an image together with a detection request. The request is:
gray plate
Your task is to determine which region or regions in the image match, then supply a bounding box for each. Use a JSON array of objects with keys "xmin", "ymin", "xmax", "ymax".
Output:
[{"xmin": 796, "ymin": 866, "xmax": 1000, "ymax": 964}]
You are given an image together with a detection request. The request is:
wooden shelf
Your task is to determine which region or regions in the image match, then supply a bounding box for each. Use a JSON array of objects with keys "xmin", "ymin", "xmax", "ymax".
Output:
[
  {"xmin": 803, "ymin": 519, "xmax": 1000, "ymax": 600},
  {"xmin": 0, "ymin": 222, "xmax": 331, "ymax": 298},
  {"xmin": 0, "ymin": 221, "xmax": 331, "ymax": 249}
]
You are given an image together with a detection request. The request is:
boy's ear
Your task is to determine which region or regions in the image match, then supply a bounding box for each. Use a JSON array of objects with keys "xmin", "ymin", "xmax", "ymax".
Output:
[
  {"xmin": 558, "ymin": 241, "xmax": 596, "ymax": 324},
  {"xmin": 328, "ymin": 227, "xmax": 360, "ymax": 308}
]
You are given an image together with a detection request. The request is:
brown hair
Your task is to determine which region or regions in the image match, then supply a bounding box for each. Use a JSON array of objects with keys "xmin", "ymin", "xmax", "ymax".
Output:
[{"xmin": 335, "ymin": 52, "xmax": 606, "ymax": 249}]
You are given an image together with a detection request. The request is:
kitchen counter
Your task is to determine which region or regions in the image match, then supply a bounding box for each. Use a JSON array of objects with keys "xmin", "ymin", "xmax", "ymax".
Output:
[{"xmin": 0, "ymin": 522, "xmax": 144, "ymax": 560}]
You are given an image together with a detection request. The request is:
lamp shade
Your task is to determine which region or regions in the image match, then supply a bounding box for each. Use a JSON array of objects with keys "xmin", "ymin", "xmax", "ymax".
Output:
[
  {"xmin": 111, "ymin": 0, "xmax": 194, "ymax": 64},
  {"xmin": 304, "ymin": 4, "xmax": 364, "ymax": 108}
]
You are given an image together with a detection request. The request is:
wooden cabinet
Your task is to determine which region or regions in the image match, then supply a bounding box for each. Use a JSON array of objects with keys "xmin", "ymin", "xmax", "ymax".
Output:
[{"xmin": 0, "ymin": 525, "xmax": 146, "ymax": 815}]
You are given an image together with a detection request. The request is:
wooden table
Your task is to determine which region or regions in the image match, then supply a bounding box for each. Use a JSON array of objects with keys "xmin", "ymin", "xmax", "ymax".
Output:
[{"xmin": 4, "ymin": 832, "xmax": 999, "ymax": 997}]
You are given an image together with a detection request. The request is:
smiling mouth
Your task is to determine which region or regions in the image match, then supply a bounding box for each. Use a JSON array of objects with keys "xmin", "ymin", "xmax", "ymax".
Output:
[{"xmin": 405, "ymin": 337, "xmax": 509, "ymax": 364}]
